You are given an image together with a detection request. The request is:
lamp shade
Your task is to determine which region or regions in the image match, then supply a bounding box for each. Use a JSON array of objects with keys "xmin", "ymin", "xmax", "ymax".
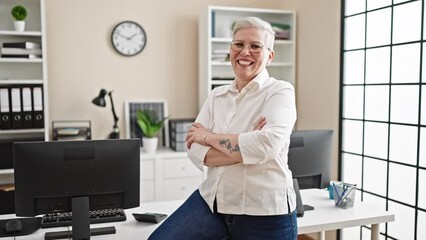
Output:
[{"xmin": 92, "ymin": 89, "xmax": 107, "ymax": 107}]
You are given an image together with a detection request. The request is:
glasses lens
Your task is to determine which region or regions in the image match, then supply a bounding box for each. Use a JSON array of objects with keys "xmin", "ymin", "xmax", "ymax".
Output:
[
  {"xmin": 230, "ymin": 41, "xmax": 264, "ymax": 53},
  {"xmin": 230, "ymin": 41, "xmax": 245, "ymax": 52},
  {"xmin": 249, "ymin": 43, "xmax": 264, "ymax": 53}
]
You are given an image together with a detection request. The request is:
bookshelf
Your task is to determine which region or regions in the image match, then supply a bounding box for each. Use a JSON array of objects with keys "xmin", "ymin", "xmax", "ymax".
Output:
[
  {"xmin": 0, "ymin": 0, "xmax": 48, "ymax": 209},
  {"xmin": 198, "ymin": 5, "xmax": 296, "ymax": 109}
]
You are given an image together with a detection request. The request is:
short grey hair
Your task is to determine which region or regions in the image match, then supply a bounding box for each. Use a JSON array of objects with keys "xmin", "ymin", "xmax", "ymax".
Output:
[{"xmin": 232, "ymin": 17, "xmax": 276, "ymax": 50}]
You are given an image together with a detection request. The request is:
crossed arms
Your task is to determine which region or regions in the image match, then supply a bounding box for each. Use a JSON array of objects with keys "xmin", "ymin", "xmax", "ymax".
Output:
[{"xmin": 186, "ymin": 117, "xmax": 266, "ymax": 167}]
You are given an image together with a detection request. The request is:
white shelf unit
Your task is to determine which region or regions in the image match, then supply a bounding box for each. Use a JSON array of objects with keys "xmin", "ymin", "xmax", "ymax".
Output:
[
  {"xmin": 0, "ymin": 0, "xmax": 48, "ymax": 185},
  {"xmin": 198, "ymin": 5, "xmax": 296, "ymax": 109},
  {"xmin": 140, "ymin": 148, "xmax": 203, "ymax": 203}
]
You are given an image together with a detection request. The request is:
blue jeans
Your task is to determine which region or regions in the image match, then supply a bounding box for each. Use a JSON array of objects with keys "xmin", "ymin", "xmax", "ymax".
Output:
[{"xmin": 148, "ymin": 190, "xmax": 298, "ymax": 240}]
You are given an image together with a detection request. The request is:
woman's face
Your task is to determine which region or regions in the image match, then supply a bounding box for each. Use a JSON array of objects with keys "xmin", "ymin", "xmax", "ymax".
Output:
[{"xmin": 230, "ymin": 27, "xmax": 274, "ymax": 83}]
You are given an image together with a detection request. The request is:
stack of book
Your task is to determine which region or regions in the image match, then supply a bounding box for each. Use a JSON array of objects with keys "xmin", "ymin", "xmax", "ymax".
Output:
[
  {"xmin": 212, "ymin": 49, "xmax": 230, "ymax": 62},
  {"xmin": 271, "ymin": 23, "xmax": 291, "ymax": 40},
  {"xmin": 1, "ymin": 41, "xmax": 42, "ymax": 59}
]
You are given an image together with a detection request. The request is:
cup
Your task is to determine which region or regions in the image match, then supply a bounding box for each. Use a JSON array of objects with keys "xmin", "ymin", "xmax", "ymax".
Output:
[{"xmin": 332, "ymin": 182, "xmax": 357, "ymax": 209}]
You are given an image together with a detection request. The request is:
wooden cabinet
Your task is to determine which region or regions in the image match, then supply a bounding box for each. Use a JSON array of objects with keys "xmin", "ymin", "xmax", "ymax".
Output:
[
  {"xmin": 198, "ymin": 5, "xmax": 296, "ymax": 109},
  {"xmin": 140, "ymin": 148, "xmax": 204, "ymax": 202},
  {"xmin": 0, "ymin": 0, "xmax": 48, "ymax": 195}
]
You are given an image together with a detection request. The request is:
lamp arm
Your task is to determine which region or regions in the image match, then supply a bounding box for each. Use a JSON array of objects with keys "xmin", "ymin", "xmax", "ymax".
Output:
[{"xmin": 108, "ymin": 91, "xmax": 119, "ymax": 128}]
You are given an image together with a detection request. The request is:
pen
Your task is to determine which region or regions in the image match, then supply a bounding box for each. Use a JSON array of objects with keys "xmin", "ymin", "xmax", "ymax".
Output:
[{"xmin": 337, "ymin": 184, "xmax": 357, "ymax": 206}]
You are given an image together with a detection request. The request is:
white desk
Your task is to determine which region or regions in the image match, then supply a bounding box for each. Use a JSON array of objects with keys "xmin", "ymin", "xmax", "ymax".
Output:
[
  {"xmin": 0, "ymin": 189, "xmax": 394, "ymax": 240},
  {"xmin": 298, "ymin": 189, "xmax": 394, "ymax": 240}
]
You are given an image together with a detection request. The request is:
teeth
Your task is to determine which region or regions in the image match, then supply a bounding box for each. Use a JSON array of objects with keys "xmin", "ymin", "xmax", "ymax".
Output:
[{"xmin": 238, "ymin": 60, "xmax": 252, "ymax": 65}]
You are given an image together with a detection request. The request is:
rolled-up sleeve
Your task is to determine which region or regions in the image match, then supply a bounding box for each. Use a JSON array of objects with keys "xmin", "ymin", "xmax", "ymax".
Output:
[
  {"xmin": 187, "ymin": 95, "xmax": 213, "ymax": 171},
  {"xmin": 188, "ymin": 143, "xmax": 210, "ymax": 171},
  {"xmin": 239, "ymin": 84, "xmax": 297, "ymax": 164}
]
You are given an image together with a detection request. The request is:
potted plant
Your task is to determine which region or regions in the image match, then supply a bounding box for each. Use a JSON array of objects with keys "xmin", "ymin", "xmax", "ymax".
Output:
[
  {"xmin": 136, "ymin": 109, "xmax": 167, "ymax": 153},
  {"xmin": 11, "ymin": 5, "xmax": 27, "ymax": 32}
]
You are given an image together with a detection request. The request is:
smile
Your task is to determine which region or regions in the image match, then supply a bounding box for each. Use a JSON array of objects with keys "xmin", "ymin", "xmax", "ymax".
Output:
[{"xmin": 237, "ymin": 60, "xmax": 253, "ymax": 66}]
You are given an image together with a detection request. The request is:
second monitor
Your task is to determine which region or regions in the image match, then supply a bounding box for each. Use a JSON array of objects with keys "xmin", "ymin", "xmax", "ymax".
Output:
[
  {"xmin": 288, "ymin": 129, "xmax": 333, "ymax": 189},
  {"xmin": 13, "ymin": 139, "xmax": 140, "ymax": 239}
]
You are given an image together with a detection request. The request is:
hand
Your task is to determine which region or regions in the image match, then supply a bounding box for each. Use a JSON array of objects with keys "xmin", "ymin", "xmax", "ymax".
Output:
[
  {"xmin": 116, "ymin": 33, "xmax": 130, "ymax": 40},
  {"xmin": 254, "ymin": 117, "xmax": 266, "ymax": 131},
  {"xmin": 128, "ymin": 33, "xmax": 137, "ymax": 40},
  {"xmin": 186, "ymin": 122, "xmax": 210, "ymax": 149}
]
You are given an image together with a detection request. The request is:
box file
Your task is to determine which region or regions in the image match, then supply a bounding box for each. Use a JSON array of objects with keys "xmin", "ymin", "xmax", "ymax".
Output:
[
  {"xmin": 0, "ymin": 88, "xmax": 11, "ymax": 130},
  {"xmin": 32, "ymin": 87, "xmax": 44, "ymax": 128},
  {"xmin": 21, "ymin": 87, "xmax": 33, "ymax": 129},
  {"xmin": 11, "ymin": 88, "xmax": 23, "ymax": 129}
]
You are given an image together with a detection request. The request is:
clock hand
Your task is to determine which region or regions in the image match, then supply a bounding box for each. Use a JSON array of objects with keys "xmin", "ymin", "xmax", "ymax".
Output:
[
  {"xmin": 128, "ymin": 33, "xmax": 137, "ymax": 40},
  {"xmin": 116, "ymin": 33, "xmax": 129, "ymax": 39}
]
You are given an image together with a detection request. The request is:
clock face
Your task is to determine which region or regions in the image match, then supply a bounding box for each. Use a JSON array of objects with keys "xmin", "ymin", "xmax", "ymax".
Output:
[{"xmin": 111, "ymin": 21, "xmax": 146, "ymax": 56}]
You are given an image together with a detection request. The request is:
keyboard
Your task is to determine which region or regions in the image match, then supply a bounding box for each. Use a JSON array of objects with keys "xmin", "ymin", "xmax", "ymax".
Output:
[{"xmin": 40, "ymin": 208, "xmax": 126, "ymax": 228}]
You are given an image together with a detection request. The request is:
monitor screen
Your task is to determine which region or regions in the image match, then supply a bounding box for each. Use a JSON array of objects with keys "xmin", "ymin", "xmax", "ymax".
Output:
[
  {"xmin": 288, "ymin": 129, "xmax": 333, "ymax": 189},
  {"xmin": 13, "ymin": 139, "xmax": 140, "ymax": 217}
]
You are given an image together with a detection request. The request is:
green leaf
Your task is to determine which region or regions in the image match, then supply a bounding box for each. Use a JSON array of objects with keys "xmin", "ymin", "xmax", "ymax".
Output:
[
  {"xmin": 11, "ymin": 5, "xmax": 27, "ymax": 21},
  {"xmin": 136, "ymin": 110, "xmax": 168, "ymax": 138}
]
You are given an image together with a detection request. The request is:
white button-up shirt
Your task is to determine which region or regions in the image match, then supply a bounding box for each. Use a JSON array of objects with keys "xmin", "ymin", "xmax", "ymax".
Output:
[{"xmin": 188, "ymin": 69, "xmax": 297, "ymax": 215}]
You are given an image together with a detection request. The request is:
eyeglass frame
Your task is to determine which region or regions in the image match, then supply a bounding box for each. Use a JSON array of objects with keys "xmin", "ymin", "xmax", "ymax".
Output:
[{"xmin": 229, "ymin": 40, "xmax": 271, "ymax": 54}]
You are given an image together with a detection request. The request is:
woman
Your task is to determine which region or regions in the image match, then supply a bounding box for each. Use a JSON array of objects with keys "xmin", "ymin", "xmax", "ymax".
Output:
[{"xmin": 148, "ymin": 16, "xmax": 297, "ymax": 240}]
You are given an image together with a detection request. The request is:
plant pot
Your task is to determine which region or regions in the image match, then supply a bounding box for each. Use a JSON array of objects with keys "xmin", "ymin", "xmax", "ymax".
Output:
[
  {"xmin": 14, "ymin": 21, "xmax": 25, "ymax": 32},
  {"xmin": 142, "ymin": 137, "xmax": 158, "ymax": 154}
]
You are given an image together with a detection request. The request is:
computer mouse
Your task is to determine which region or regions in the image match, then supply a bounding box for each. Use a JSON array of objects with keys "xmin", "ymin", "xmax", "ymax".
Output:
[{"xmin": 5, "ymin": 219, "xmax": 22, "ymax": 233}]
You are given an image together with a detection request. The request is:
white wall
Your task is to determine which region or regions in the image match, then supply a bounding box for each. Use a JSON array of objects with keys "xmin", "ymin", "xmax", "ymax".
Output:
[
  {"xmin": 45, "ymin": 1, "xmax": 341, "ymax": 239},
  {"xmin": 45, "ymin": 0, "xmax": 340, "ymax": 176}
]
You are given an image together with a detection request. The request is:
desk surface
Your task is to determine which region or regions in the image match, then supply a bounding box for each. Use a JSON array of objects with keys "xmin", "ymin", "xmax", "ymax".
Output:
[
  {"xmin": 0, "ymin": 189, "xmax": 394, "ymax": 239},
  {"xmin": 298, "ymin": 189, "xmax": 394, "ymax": 234}
]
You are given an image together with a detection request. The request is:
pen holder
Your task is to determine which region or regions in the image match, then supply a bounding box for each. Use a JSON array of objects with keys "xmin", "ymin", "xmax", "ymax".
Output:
[{"xmin": 333, "ymin": 182, "xmax": 356, "ymax": 209}]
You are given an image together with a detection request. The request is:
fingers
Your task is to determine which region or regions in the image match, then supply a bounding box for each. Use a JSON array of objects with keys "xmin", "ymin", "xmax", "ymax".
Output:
[
  {"xmin": 254, "ymin": 117, "xmax": 266, "ymax": 131},
  {"xmin": 192, "ymin": 122, "xmax": 205, "ymax": 128},
  {"xmin": 186, "ymin": 131, "xmax": 194, "ymax": 149},
  {"xmin": 186, "ymin": 138, "xmax": 192, "ymax": 149}
]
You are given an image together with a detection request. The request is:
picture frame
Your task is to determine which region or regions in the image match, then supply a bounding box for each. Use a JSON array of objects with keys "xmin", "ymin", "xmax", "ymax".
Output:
[{"xmin": 124, "ymin": 100, "xmax": 169, "ymax": 147}]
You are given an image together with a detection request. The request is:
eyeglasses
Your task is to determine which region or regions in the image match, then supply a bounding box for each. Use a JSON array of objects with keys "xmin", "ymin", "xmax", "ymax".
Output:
[{"xmin": 230, "ymin": 40, "xmax": 269, "ymax": 54}]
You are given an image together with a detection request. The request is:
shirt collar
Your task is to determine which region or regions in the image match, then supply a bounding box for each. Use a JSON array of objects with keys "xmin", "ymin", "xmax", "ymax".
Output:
[
  {"xmin": 214, "ymin": 69, "xmax": 270, "ymax": 96},
  {"xmin": 247, "ymin": 69, "xmax": 270, "ymax": 92}
]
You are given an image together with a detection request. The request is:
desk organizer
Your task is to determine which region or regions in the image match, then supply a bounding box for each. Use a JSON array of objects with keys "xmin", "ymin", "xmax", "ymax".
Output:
[
  {"xmin": 332, "ymin": 182, "xmax": 357, "ymax": 209},
  {"xmin": 168, "ymin": 118, "xmax": 194, "ymax": 151},
  {"xmin": 52, "ymin": 120, "xmax": 91, "ymax": 141}
]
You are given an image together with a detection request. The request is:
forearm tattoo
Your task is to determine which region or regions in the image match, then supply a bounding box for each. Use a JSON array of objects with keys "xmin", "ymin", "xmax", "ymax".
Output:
[{"xmin": 219, "ymin": 138, "xmax": 240, "ymax": 153}]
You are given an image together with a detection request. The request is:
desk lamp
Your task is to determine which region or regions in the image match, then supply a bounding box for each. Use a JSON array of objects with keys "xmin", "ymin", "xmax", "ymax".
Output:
[{"xmin": 92, "ymin": 89, "xmax": 119, "ymax": 139}]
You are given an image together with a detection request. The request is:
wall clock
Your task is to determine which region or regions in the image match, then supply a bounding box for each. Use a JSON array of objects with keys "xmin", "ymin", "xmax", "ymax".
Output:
[{"xmin": 111, "ymin": 21, "xmax": 147, "ymax": 56}]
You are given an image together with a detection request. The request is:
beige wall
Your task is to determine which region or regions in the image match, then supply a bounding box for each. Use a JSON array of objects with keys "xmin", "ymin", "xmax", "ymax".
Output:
[
  {"xmin": 45, "ymin": 0, "xmax": 340, "ymax": 178},
  {"xmin": 46, "ymin": 1, "xmax": 340, "ymax": 238}
]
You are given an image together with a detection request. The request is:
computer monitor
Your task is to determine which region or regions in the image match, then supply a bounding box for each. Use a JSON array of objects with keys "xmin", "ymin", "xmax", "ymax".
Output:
[
  {"xmin": 13, "ymin": 139, "xmax": 140, "ymax": 239},
  {"xmin": 288, "ymin": 129, "xmax": 333, "ymax": 189}
]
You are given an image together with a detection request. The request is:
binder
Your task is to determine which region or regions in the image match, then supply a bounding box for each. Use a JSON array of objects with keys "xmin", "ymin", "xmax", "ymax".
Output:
[
  {"xmin": 2, "ymin": 42, "xmax": 41, "ymax": 49},
  {"xmin": 1, "ymin": 54, "xmax": 42, "ymax": 59},
  {"xmin": 32, "ymin": 87, "xmax": 44, "ymax": 128},
  {"xmin": 11, "ymin": 87, "xmax": 23, "ymax": 129},
  {"xmin": 0, "ymin": 88, "xmax": 11, "ymax": 129},
  {"xmin": 22, "ymin": 87, "xmax": 33, "ymax": 129}
]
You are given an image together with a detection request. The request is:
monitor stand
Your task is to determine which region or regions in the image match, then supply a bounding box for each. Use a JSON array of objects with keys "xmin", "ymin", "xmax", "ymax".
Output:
[{"xmin": 44, "ymin": 197, "xmax": 116, "ymax": 240}]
